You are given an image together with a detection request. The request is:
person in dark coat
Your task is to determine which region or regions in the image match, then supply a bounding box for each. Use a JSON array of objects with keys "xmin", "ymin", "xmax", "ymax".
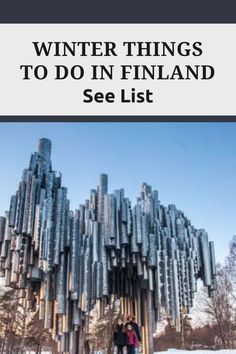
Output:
[
  {"xmin": 113, "ymin": 318, "xmax": 126, "ymax": 354},
  {"xmin": 125, "ymin": 315, "xmax": 142, "ymax": 343}
]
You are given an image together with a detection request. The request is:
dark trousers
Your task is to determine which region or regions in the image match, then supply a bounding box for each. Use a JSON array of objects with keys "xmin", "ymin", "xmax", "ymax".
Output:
[
  {"xmin": 126, "ymin": 345, "xmax": 135, "ymax": 354},
  {"xmin": 116, "ymin": 345, "xmax": 124, "ymax": 354}
]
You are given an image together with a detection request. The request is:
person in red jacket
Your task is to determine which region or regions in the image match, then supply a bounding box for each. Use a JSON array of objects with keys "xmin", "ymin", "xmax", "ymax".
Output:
[{"xmin": 125, "ymin": 324, "xmax": 138, "ymax": 354}]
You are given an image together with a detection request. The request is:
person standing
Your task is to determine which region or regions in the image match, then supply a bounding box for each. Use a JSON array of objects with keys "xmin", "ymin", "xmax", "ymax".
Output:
[
  {"xmin": 125, "ymin": 324, "xmax": 138, "ymax": 354},
  {"xmin": 125, "ymin": 315, "xmax": 142, "ymax": 342},
  {"xmin": 113, "ymin": 318, "xmax": 126, "ymax": 354}
]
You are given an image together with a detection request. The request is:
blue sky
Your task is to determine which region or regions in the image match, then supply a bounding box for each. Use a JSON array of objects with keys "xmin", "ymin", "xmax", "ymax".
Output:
[{"xmin": 0, "ymin": 122, "xmax": 235, "ymax": 264}]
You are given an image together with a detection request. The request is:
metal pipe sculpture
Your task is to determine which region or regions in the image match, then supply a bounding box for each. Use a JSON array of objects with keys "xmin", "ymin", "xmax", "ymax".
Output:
[{"xmin": 0, "ymin": 138, "xmax": 216, "ymax": 354}]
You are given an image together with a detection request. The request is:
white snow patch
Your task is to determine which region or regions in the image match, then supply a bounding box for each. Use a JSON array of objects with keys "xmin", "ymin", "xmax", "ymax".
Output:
[{"xmin": 154, "ymin": 350, "xmax": 235, "ymax": 354}]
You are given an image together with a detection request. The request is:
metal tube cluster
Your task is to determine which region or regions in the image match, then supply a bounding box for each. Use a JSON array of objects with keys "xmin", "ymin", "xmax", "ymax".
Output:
[{"xmin": 0, "ymin": 138, "xmax": 216, "ymax": 353}]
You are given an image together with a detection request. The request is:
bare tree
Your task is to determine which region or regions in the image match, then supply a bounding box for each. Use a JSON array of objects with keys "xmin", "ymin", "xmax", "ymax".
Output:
[
  {"xmin": 25, "ymin": 311, "xmax": 57, "ymax": 353},
  {"xmin": 197, "ymin": 235, "xmax": 236, "ymax": 349},
  {"xmin": 198, "ymin": 263, "xmax": 235, "ymax": 348},
  {"xmin": 226, "ymin": 235, "xmax": 236, "ymax": 291},
  {"xmin": 88, "ymin": 299, "xmax": 121, "ymax": 353},
  {"xmin": 0, "ymin": 287, "xmax": 24, "ymax": 353},
  {"xmin": 0, "ymin": 287, "xmax": 57, "ymax": 354}
]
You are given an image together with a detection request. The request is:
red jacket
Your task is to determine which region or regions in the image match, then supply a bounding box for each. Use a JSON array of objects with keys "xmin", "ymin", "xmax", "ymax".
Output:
[{"xmin": 126, "ymin": 330, "xmax": 138, "ymax": 347}]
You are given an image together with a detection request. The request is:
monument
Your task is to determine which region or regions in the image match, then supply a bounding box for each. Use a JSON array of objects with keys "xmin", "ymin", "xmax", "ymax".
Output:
[{"xmin": 0, "ymin": 138, "xmax": 216, "ymax": 353}]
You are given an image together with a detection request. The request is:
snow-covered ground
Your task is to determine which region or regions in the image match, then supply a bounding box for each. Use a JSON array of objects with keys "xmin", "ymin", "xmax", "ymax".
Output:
[
  {"xmin": 26, "ymin": 350, "xmax": 236, "ymax": 354},
  {"xmin": 154, "ymin": 350, "xmax": 235, "ymax": 354}
]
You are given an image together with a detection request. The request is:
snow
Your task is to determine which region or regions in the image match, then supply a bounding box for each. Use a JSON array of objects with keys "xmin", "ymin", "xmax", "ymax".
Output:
[
  {"xmin": 27, "ymin": 349, "xmax": 236, "ymax": 354},
  {"xmin": 154, "ymin": 350, "xmax": 235, "ymax": 354}
]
